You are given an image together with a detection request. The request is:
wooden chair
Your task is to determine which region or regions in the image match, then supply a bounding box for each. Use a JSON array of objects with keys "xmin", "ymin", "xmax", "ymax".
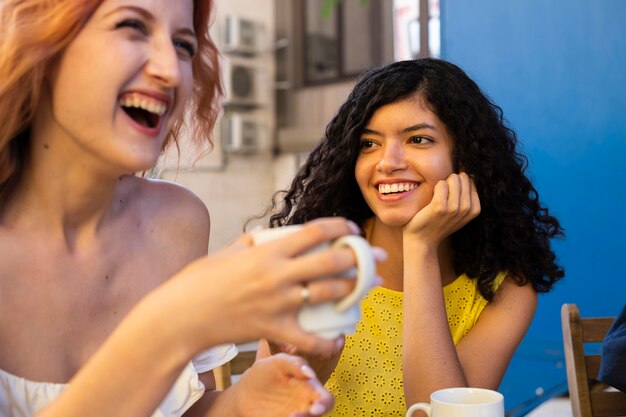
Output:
[
  {"xmin": 561, "ymin": 303, "xmax": 626, "ymax": 417},
  {"xmin": 214, "ymin": 350, "xmax": 257, "ymax": 390}
]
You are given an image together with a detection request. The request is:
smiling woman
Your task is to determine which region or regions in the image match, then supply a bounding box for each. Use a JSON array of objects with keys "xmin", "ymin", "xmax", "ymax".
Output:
[
  {"xmin": 0, "ymin": 0, "xmax": 371, "ymax": 416},
  {"xmin": 354, "ymin": 98, "xmax": 455, "ymax": 228},
  {"xmin": 265, "ymin": 59, "xmax": 565, "ymax": 417}
]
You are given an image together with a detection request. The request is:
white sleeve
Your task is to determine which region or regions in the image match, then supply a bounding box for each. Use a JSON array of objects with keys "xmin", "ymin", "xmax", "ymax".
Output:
[{"xmin": 191, "ymin": 344, "xmax": 238, "ymax": 374}]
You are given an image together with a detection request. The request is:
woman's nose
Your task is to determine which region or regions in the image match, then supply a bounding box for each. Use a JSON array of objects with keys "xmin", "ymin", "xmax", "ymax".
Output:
[
  {"xmin": 145, "ymin": 40, "xmax": 181, "ymax": 88},
  {"xmin": 376, "ymin": 143, "xmax": 407, "ymax": 173}
]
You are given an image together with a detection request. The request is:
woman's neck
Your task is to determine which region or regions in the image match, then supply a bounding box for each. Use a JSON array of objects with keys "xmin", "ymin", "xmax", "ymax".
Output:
[
  {"xmin": 365, "ymin": 218, "xmax": 404, "ymax": 291},
  {"xmin": 365, "ymin": 217, "xmax": 457, "ymax": 291},
  {"xmin": 2, "ymin": 138, "xmax": 128, "ymax": 249},
  {"xmin": 9, "ymin": 96, "xmax": 140, "ymax": 231}
]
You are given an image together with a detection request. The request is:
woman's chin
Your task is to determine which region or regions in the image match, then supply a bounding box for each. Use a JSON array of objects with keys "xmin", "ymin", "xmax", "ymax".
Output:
[{"xmin": 376, "ymin": 213, "xmax": 415, "ymax": 229}]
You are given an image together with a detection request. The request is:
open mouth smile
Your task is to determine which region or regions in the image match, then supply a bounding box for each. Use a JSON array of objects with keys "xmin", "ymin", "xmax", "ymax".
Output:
[
  {"xmin": 119, "ymin": 92, "xmax": 168, "ymax": 130},
  {"xmin": 378, "ymin": 182, "xmax": 418, "ymax": 195}
]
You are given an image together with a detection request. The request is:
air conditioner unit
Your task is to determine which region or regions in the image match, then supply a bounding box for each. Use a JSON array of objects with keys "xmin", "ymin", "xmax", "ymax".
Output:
[
  {"xmin": 222, "ymin": 15, "xmax": 265, "ymax": 55},
  {"xmin": 222, "ymin": 57, "xmax": 267, "ymax": 108},
  {"xmin": 221, "ymin": 113, "xmax": 266, "ymax": 154}
]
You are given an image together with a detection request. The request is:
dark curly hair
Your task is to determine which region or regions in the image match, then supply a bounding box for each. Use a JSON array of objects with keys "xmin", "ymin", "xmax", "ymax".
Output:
[{"xmin": 269, "ymin": 58, "xmax": 564, "ymax": 300}]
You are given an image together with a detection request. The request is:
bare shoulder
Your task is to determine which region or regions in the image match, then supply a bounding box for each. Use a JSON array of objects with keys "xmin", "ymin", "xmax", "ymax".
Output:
[
  {"xmin": 117, "ymin": 175, "xmax": 210, "ymax": 259},
  {"xmin": 481, "ymin": 275, "xmax": 538, "ymax": 331},
  {"xmin": 492, "ymin": 275, "xmax": 538, "ymax": 312},
  {"xmin": 128, "ymin": 176, "xmax": 209, "ymax": 223},
  {"xmin": 456, "ymin": 276, "xmax": 539, "ymax": 388},
  {"xmin": 462, "ymin": 275, "xmax": 538, "ymax": 350}
]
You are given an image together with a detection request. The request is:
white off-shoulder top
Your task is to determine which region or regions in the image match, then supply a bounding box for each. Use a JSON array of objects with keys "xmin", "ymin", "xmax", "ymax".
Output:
[{"xmin": 0, "ymin": 344, "xmax": 237, "ymax": 417}]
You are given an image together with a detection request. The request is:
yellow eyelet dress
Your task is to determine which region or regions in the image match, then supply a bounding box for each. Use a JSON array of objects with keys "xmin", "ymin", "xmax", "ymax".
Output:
[{"xmin": 324, "ymin": 272, "xmax": 506, "ymax": 417}]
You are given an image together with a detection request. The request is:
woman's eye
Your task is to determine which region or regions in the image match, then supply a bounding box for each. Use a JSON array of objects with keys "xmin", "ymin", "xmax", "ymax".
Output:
[
  {"xmin": 115, "ymin": 19, "xmax": 148, "ymax": 35},
  {"xmin": 359, "ymin": 139, "xmax": 376, "ymax": 149},
  {"xmin": 174, "ymin": 39, "xmax": 197, "ymax": 59},
  {"xmin": 409, "ymin": 136, "xmax": 431, "ymax": 145}
]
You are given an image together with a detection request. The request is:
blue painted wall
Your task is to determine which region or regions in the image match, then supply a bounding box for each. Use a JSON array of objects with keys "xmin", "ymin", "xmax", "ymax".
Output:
[{"xmin": 440, "ymin": 0, "xmax": 626, "ymax": 412}]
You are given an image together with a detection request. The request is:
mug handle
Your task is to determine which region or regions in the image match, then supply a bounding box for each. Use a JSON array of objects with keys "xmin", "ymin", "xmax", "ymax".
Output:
[
  {"xmin": 406, "ymin": 403, "xmax": 431, "ymax": 417},
  {"xmin": 331, "ymin": 235, "xmax": 376, "ymax": 312}
]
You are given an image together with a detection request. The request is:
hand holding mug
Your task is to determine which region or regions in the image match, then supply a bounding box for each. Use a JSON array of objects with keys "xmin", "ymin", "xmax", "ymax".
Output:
[{"xmin": 251, "ymin": 223, "xmax": 379, "ymax": 339}]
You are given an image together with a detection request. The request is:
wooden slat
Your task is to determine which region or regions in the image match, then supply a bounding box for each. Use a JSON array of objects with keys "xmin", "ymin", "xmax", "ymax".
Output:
[
  {"xmin": 563, "ymin": 304, "xmax": 593, "ymax": 417},
  {"xmin": 213, "ymin": 361, "xmax": 232, "ymax": 391},
  {"xmin": 562, "ymin": 303, "xmax": 625, "ymax": 417},
  {"xmin": 214, "ymin": 350, "xmax": 257, "ymax": 390},
  {"xmin": 590, "ymin": 391, "xmax": 626, "ymax": 417},
  {"xmin": 582, "ymin": 318, "xmax": 615, "ymax": 342},
  {"xmin": 585, "ymin": 355, "xmax": 602, "ymax": 379},
  {"xmin": 230, "ymin": 351, "xmax": 256, "ymax": 374}
]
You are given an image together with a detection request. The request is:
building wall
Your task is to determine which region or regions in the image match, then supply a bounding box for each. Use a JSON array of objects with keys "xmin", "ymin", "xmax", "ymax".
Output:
[
  {"xmin": 159, "ymin": 1, "xmax": 368, "ymax": 251},
  {"xmin": 441, "ymin": 0, "xmax": 626, "ymax": 409},
  {"xmin": 160, "ymin": 0, "xmax": 277, "ymax": 252}
]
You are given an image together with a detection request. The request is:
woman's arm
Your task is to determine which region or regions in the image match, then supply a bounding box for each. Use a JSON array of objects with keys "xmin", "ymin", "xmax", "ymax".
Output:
[
  {"xmin": 160, "ymin": 185, "xmax": 330, "ymax": 417},
  {"xmin": 402, "ymin": 236, "xmax": 466, "ymax": 405},
  {"xmin": 403, "ymin": 173, "xmax": 536, "ymax": 405},
  {"xmin": 37, "ymin": 217, "xmax": 362, "ymax": 417},
  {"xmin": 401, "ymin": 173, "xmax": 535, "ymax": 407},
  {"xmin": 37, "ymin": 279, "xmax": 211, "ymax": 417},
  {"xmin": 199, "ymin": 354, "xmax": 333, "ymax": 417},
  {"xmin": 402, "ymin": 248, "xmax": 536, "ymax": 405},
  {"xmin": 453, "ymin": 279, "xmax": 537, "ymax": 388}
]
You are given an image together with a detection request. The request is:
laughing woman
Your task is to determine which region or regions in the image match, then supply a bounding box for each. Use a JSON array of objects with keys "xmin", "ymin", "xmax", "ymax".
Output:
[
  {"xmin": 0, "ymin": 0, "xmax": 370, "ymax": 416},
  {"xmin": 265, "ymin": 59, "xmax": 565, "ymax": 416}
]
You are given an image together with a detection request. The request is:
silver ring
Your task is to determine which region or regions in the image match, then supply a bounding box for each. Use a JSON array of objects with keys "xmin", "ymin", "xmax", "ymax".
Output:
[{"xmin": 300, "ymin": 284, "xmax": 311, "ymax": 305}]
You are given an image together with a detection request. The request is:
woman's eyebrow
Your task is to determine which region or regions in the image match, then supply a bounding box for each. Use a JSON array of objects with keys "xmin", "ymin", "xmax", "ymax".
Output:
[
  {"xmin": 362, "ymin": 128, "xmax": 382, "ymax": 136},
  {"xmin": 402, "ymin": 123, "xmax": 438, "ymax": 133},
  {"xmin": 362, "ymin": 123, "xmax": 438, "ymax": 136},
  {"xmin": 102, "ymin": 5, "xmax": 196, "ymax": 37},
  {"xmin": 103, "ymin": 5, "xmax": 153, "ymax": 20}
]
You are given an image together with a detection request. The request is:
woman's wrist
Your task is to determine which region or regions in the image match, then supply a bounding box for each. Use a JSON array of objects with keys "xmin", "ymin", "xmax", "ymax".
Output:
[
  {"xmin": 402, "ymin": 233, "xmax": 439, "ymax": 257},
  {"xmin": 139, "ymin": 261, "xmax": 227, "ymax": 359}
]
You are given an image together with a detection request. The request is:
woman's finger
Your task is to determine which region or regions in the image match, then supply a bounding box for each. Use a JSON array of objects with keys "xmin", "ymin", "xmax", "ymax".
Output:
[
  {"xmin": 470, "ymin": 177, "xmax": 481, "ymax": 217},
  {"xmin": 287, "ymin": 277, "xmax": 356, "ymax": 308},
  {"xmin": 458, "ymin": 172, "xmax": 473, "ymax": 216},
  {"xmin": 445, "ymin": 173, "xmax": 462, "ymax": 212},
  {"xmin": 266, "ymin": 218, "xmax": 360, "ymax": 258},
  {"xmin": 274, "ymin": 326, "xmax": 345, "ymax": 356},
  {"xmin": 279, "ymin": 245, "xmax": 359, "ymax": 284},
  {"xmin": 215, "ymin": 233, "xmax": 254, "ymax": 256},
  {"xmin": 430, "ymin": 179, "xmax": 449, "ymax": 213},
  {"xmin": 268, "ymin": 354, "xmax": 334, "ymax": 416}
]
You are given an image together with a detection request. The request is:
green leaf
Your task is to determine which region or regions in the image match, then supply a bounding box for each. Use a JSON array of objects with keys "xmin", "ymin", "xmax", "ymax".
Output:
[
  {"xmin": 321, "ymin": 0, "xmax": 340, "ymax": 18},
  {"xmin": 321, "ymin": 0, "xmax": 369, "ymax": 19}
]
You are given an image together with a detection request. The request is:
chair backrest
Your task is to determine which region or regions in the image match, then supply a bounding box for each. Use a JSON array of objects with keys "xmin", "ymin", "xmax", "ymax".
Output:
[
  {"xmin": 214, "ymin": 350, "xmax": 257, "ymax": 390},
  {"xmin": 561, "ymin": 303, "xmax": 626, "ymax": 417}
]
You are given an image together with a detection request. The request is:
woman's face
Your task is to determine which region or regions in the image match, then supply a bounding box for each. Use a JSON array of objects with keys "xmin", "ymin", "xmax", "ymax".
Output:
[
  {"xmin": 39, "ymin": 0, "xmax": 197, "ymax": 173},
  {"xmin": 355, "ymin": 96, "xmax": 455, "ymax": 228}
]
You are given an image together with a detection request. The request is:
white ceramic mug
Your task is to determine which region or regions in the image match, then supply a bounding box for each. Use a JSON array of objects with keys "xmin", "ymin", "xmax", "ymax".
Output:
[
  {"xmin": 406, "ymin": 387, "xmax": 504, "ymax": 417},
  {"xmin": 251, "ymin": 224, "xmax": 376, "ymax": 339}
]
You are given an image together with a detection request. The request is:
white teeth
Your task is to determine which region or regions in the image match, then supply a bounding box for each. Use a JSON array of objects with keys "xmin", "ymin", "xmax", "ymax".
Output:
[
  {"xmin": 378, "ymin": 182, "xmax": 417, "ymax": 194},
  {"xmin": 120, "ymin": 94, "xmax": 167, "ymax": 116}
]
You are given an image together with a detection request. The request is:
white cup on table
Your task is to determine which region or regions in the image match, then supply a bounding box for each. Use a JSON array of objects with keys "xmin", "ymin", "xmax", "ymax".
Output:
[
  {"xmin": 251, "ymin": 224, "xmax": 377, "ymax": 339},
  {"xmin": 406, "ymin": 387, "xmax": 504, "ymax": 417}
]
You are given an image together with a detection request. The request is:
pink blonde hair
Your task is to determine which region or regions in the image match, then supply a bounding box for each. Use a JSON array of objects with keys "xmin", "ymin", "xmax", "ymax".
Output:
[{"xmin": 0, "ymin": 0, "xmax": 222, "ymax": 206}]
